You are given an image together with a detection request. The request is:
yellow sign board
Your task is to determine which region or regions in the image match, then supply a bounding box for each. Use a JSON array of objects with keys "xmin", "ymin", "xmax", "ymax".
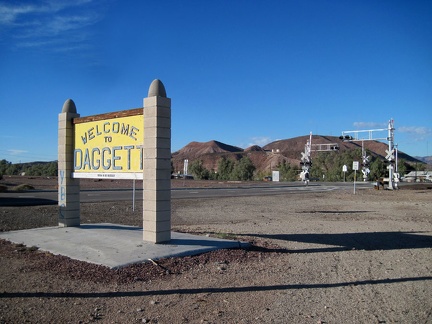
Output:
[{"xmin": 73, "ymin": 111, "xmax": 143, "ymax": 179}]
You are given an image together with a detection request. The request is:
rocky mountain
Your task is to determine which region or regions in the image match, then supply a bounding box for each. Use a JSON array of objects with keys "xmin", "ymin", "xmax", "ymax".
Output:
[
  {"xmin": 172, "ymin": 140, "xmax": 243, "ymax": 173},
  {"xmin": 415, "ymin": 156, "xmax": 432, "ymax": 165},
  {"xmin": 171, "ymin": 135, "xmax": 426, "ymax": 174},
  {"xmin": 172, "ymin": 140, "xmax": 243, "ymax": 159}
]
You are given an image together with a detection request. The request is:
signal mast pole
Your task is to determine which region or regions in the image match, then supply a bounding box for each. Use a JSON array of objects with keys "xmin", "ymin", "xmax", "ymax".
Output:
[
  {"xmin": 300, "ymin": 132, "xmax": 339, "ymax": 184},
  {"xmin": 341, "ymin": 119, "xmax": 398, "ymax": 190},
  {"xmin": 300, "ymin": 132, "xmax": 312, "ymax": 185},
  {"xmin": 386, "ymin": 119, "xmax": 397, "ymax": 189}
]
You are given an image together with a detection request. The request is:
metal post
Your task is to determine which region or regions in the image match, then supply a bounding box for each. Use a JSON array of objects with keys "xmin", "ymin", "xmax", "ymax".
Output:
[
  {"xmin": 387, "ymin": 119, "xmax": 395, "ymax": 190},
  {"xmin": 132, "ymin": 179, "xmax": 136, "ymax": 212},
  {"xmin": 395, "ymin": 144, "xmax": 398, "ymax": 172},
  {"xmin": 354, "ymin": 170, "xmax": 356, "ymax": 195},
  {"xmin": 352, "ymin": 161, "xmax": 359, "ymax": 194}
]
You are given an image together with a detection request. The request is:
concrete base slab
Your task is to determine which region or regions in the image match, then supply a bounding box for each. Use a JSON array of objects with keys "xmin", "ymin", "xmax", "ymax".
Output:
[{"xmin": 0, "ymin": 223, "xmax": 247, "ymax": 269}]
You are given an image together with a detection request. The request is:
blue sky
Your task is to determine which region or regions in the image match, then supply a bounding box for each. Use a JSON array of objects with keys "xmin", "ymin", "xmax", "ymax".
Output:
[{"xmin": 0, "ymin": 0, "xmax": 431, "ymax": 163}]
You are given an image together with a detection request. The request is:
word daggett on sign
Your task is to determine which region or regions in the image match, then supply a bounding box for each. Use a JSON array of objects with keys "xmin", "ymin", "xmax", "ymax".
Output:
[{"xmin": 73, "ymin": 114, "xmax": 144, "ymax": 174}]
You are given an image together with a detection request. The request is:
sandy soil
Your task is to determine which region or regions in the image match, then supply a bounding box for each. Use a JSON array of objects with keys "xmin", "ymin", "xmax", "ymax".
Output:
[{"xmin": 0, "ymin": 177, "xmax": 431, "ymax": 323}]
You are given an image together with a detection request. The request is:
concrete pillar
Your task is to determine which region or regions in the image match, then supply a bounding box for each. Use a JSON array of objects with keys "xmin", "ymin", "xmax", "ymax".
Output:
[
  {"xmin": 143, "ymin": 80, "xmax": 172, "ymax": 243},
  {"xmin": 58, "ymin": 99, "xmax": 81, "ymax": 227}
]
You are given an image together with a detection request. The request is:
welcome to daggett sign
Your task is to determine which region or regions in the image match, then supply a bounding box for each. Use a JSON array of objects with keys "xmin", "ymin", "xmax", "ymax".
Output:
[
  {"xmin": 58, "ymin": 79, "xmax": 172, "ymax": 242},
  {"xmin": 72, "ymin": 108, "xmax": 144, "ymax": 179}
]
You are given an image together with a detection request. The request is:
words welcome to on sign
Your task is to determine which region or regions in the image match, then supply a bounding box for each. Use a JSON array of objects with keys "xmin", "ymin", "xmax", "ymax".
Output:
[{"xmin": 73, "ymin": 113, "xmax": 144, "ymax": 174}]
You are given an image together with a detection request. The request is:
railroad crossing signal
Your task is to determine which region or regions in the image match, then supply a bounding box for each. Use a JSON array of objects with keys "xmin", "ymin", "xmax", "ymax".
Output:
[
  {"xmin": 301, "ymin": 152, "xmax": 310, "ymax": 162},
  {"xmin": 340, "ymin": 119, "xmax": 398, "ymax": 190},
  {"xmin": 339, "ymin": 135, "xmax": 354, "ymax": 141},
  {"xmin": 362, "ymin": 155, "xmax": 370, "ymax": 165},
  {"xmin": 299, "ymin": 132, "xmax": 339, "ymax": 185},
  {"xmin": 385, "ymin": 149, "xmax": 395, "ymax": 161},
  {"xmin": 361, "ymin": 154, "xmax": 371, "ymax": 180},
  {"xmin": 311, "ymin": 143, "xmax": 339, "ymax": 151}
]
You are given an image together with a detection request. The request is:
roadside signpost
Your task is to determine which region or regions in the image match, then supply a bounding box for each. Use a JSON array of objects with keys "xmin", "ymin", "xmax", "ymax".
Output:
[{"xmin": 353, "ymin": 161, "xmax": 359, "ymax": 194}]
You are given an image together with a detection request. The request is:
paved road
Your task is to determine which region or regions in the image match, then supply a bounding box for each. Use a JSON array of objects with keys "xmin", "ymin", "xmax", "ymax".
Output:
[{"xmin": 0, "ymin": 182, "xmax": 372, "ymax": 206}]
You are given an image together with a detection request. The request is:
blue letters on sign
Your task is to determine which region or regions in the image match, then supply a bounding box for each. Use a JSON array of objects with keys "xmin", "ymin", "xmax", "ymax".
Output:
[{"xmin": 74, "ymin": 146, "xmax": 144, "ymax": 171}]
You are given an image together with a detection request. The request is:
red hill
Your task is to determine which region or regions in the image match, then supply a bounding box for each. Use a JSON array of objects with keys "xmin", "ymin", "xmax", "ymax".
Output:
[{"xmin": 171, "ymin": 135, "xmax": 424, "ymax": 175}]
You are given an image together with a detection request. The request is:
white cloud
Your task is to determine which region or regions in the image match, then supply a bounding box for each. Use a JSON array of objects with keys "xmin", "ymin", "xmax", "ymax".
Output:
[
  {"xmin": 351, "ymin": 122, "xmax": 431, "ymax": 142},
  {"xmin": 0, "ymin": 0, "xmax": 103, "ymax": 51},
  {"xmin": 0, "ymin": 3, "xmax": 41, "ymax": 25},
  {"xmin": 398, "ymin": 126, "xmax": 431, "ymax": 141},
  {"xmin": 353, "ymin": 121, "xmax": 387, "ymax": 130},
  {"xmin": 7, "ymin": 149, "xmax": 28, "ymax": 156},
  {"xmin": 398, "ymin": 126, "xmax": 430, "ymax": 135},
  {"xmin": 49, "ymin": 14, "xmax": 98, "ymax": 33},
  {"xmin": 19, "ymin": 13, "xmax": 100, "ymax": 39},
  {"xmin": 0, "ymin": 0, "xmax": 94, "ymax": 26},
  {"xmin": 247, "ymin": 136, "xmax": 273, "ymax": 147}
]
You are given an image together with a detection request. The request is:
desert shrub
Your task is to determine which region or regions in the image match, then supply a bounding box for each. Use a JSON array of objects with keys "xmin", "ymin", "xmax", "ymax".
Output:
[
  {"xmin": 189, "ymin": 160, "xmax": 210, "ymax": 180},
  {"xmin": 217, "ymin": 157, "xmax": 235, "ymax": 180},
  {"xmin": 12, "ymin": 184, "xmax": 35, "ymax": 192},
  {"xmin": 232, "ymin": 157, "xmax": 255, "ymax": 181}
]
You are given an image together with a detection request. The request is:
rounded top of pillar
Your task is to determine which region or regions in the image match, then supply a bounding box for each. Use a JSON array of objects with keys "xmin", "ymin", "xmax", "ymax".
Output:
[
  {"xmin": 62, "ymin": 99, "xmax": 77, "ymax": 113},
  {"xmin": 148, "ymin": 79, "xmax": 167, "ymax": 98}
]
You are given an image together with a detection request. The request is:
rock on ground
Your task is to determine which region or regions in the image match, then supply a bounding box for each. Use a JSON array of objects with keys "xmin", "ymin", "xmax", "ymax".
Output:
[{"xmin": 0, "ymin": 179, "xmax": 431, "ymax": 323}]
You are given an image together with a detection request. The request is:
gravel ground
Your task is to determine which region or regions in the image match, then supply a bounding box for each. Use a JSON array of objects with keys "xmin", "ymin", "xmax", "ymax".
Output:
[{"xmin": 0, "ymin": 177, "xmax": 431, "ymax": 323}]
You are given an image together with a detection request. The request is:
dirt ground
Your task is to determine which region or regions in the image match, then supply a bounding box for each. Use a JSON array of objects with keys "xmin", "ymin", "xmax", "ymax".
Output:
[{"xmin": 0, "ymin": 176, "xmax": 431, "ymax": 323}]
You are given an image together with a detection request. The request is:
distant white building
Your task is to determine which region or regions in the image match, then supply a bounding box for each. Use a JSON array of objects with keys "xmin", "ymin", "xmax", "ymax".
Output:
[{"xmin": 403, "ymin": 171, "xmax": 432, "ymax": 182}]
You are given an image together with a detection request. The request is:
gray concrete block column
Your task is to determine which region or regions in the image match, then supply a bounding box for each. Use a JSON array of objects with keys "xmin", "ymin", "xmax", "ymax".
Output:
[
  {"xmin": 58, "ymin": 99, "xmax": 81, "ymax": 227},
  {"xmin": 142, "ymin": 80, "xmax": 172, "ymax": 243}
]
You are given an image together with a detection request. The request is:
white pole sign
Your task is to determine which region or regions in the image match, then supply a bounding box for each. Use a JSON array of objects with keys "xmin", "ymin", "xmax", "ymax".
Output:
[
  {"xmin": 272, "ymin": 170, "xmax": 280, "ymax": 182},
  {"xmin": 353, "ymin": 161, "xmax": 359, "ymax": 194},
  {"xmin": 353, "ymin": 161, "xmax": 359, "ymax": 171},
  {"xmin": 184, "ymin": 159, "xmax": 189, "ymax": 176},
  {"xmin": 342, "ymin": 164, "xmax": 347, "ymax": 182}
]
